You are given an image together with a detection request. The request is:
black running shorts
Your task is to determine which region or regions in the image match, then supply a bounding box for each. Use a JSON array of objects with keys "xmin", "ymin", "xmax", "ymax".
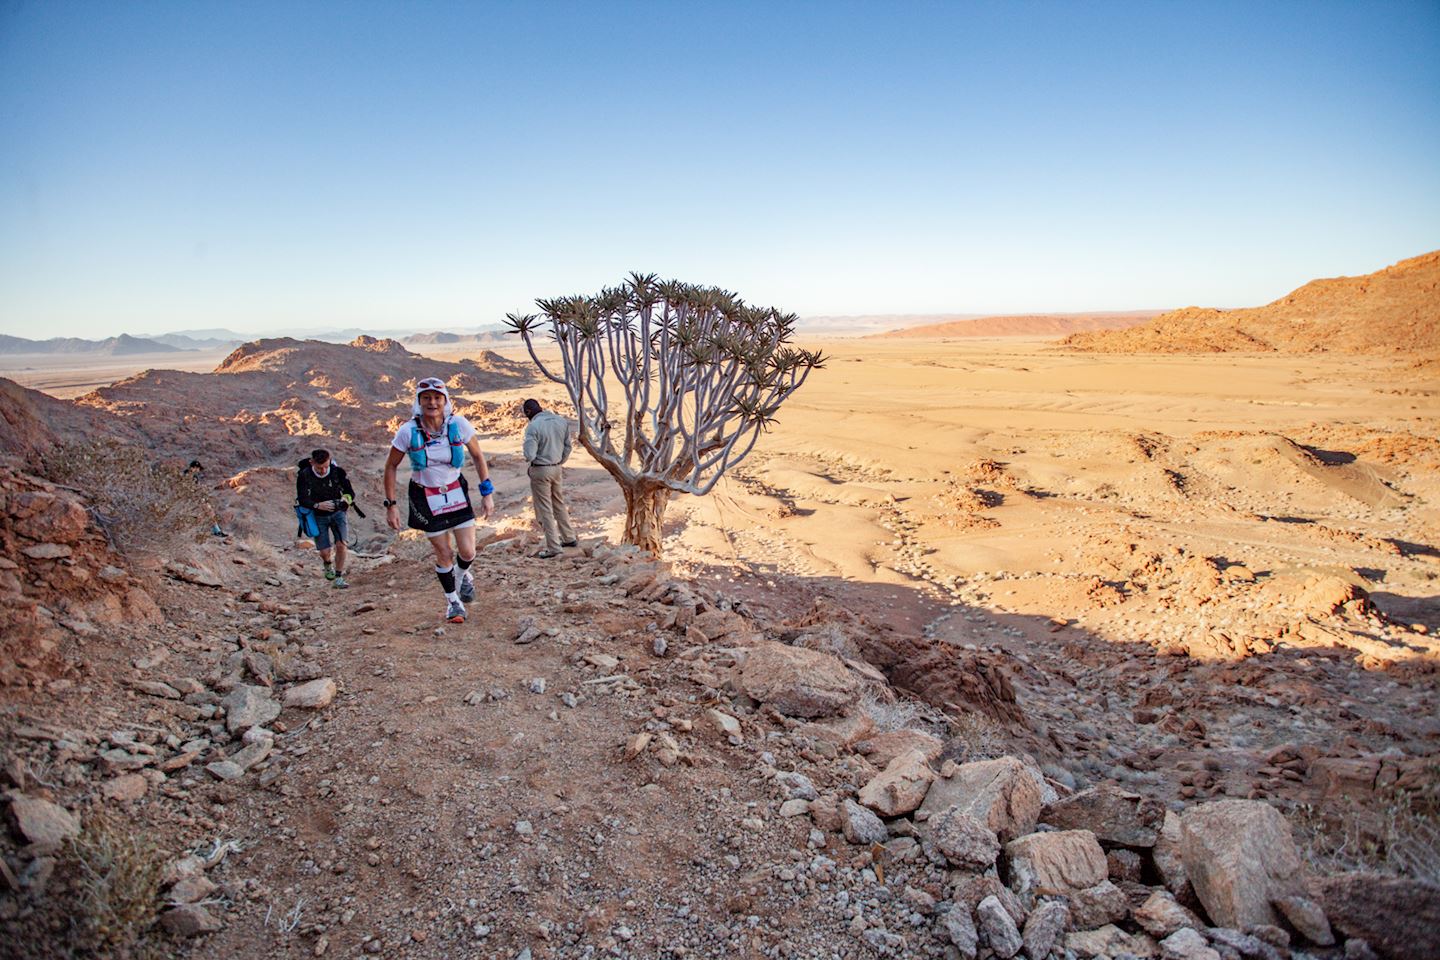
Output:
[{"xmin": 407, "ymin": 475, "xmax": 476, "ymax": 535}]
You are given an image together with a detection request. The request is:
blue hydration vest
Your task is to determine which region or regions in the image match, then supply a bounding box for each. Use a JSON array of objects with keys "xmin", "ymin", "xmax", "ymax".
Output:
[{"xmin": 407, "ymin": 416, "xmax": 465, "ymax": 470}]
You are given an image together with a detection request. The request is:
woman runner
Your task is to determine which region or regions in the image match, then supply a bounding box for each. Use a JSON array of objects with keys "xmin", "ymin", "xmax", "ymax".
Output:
[{"xmin": 382, "ymin": 377, "xmax": 496, "ymax": 623}]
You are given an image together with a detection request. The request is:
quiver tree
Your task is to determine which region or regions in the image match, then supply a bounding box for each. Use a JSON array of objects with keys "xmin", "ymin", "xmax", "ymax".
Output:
[{"xmin": 506, "ymin": 273, "xmax": 824, "ymax": 557}]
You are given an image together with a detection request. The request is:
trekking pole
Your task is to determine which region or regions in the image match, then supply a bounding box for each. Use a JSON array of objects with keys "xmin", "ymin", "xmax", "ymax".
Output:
[{"xmin": 342, "ymin": 493, "xmax": 367, "ymax": 519}]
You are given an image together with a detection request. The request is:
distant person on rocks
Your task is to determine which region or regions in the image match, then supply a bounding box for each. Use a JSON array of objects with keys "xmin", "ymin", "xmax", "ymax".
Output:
[
  {"xmin": 522, "ymin": 398, "xmax": 576, "ymax": 559},
  {"xmin": 185, "ymin": 459, "xmax": 227, "ymax": 537},
  {"xmin": 296, "ymin": 449, "xmax": 354, "ymax": 588},
  {"xmin": 383, "ymin": 378, "xmax": 495, "ymax": 624}
]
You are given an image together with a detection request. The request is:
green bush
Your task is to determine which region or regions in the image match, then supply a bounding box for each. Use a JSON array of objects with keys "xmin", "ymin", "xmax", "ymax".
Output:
[{"xmin": 43, "ymin": 438, "xmax": 214, "ymax": 555}]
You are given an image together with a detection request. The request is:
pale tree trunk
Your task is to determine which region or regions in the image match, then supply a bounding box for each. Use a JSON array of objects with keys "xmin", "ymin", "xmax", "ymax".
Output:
[{"xmin": 622, "ymin": 483, "xmax": 671, "ymax": 557}]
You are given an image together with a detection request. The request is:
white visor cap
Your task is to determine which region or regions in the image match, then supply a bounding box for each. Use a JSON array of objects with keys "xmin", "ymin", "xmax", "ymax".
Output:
[{"xmin": 412, "ymin": 377, "xmax": 454, "ymax": 417}]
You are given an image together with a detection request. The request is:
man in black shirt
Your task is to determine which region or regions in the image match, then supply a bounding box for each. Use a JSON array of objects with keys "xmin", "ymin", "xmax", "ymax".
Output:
[{"xmin": 296, "ymin": 448, "xmax": 355, "ymax": 588}]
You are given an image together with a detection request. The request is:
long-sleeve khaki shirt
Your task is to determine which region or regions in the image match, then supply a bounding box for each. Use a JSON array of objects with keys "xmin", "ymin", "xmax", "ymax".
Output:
[{"xmin": 523, "ymin": 410, "xmax": 573, "ymax": 466}]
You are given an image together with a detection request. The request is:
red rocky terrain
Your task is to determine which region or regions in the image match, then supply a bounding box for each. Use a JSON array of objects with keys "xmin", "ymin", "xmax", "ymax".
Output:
[{"xmin": 1, "ymin": 337, "xmax": 1437, "ymax": 960}]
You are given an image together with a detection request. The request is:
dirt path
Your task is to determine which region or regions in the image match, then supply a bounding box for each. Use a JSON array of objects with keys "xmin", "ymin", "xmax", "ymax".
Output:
[{"xmin": 194, "ymin": 540, "xmax": 889, "ymax": 960}]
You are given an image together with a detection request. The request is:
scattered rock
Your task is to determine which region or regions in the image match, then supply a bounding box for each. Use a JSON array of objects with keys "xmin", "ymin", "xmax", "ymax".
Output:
[
  {"xmin": 1020, "ymin": 900, "xmax": 1069, "ymax": 960},
  {"xmin": 161, "ymin": 903, "xmax": 223, "ymax": 936},
  {"xmin": 1272, "ymin": 894, "xmax": 1334, "ymax": 947},
  {"xmin": 284, "ymin": 677, "xmax": 337, "ymax": 709},
  {"xmin": 132, "ymin": 679, "xmax": 181, "ymax": 700},
  {"xmin": 704, "ymin": 709, "xmax": 742, "ymax": 740},
  {"xmin": 1134, "ymin": 889, "xmax": 1203, "ymax": 939},
  {"xmin": 101, "ymin": 773, "xmax": 149, "ymax": 803},
  {"xmin": 855, "ymin": 729, "xmax": 944, "ymax": 768},
  {"xmin": 8, "ymin": 794, "xmax": 80, "ymax": 847},
  {"xmin": 1065, "ymin": 924, "xmax": 1154, "ymax": 959},
  {"xmin": 220, "ymin": 684, "xmax": 281, "ymax": 733},
  {"xmin": 1067, "ymin": 879, "xmax": 1129, "ymax": 929},
  {"xmin": 940, "ymin": 904, "xmax": 978, "ymax": 959},
  {"xmin": 1108, "ymin": 847, "xmax": 1144, "ymax": 882},
  {"xmin": 926, "ymin": 804, "xmax": 1001, "ymax": 870},
  {"xmin": 858, "ymin": 748, "xmax": 936, "ymax": 816},
  {"xmin": 1160, "ymin": 927, "xmax": 1220, "ymax": 960},
  {"xmin": 840, "ymin": 799, "xmax": 888, "ymax": 845},
  {"xmin": 977, "ymin": 895, "xmax": 1023, "ymax": 959},
  {"xmin": 1154, "ymin": 808, "xmax": 1193, "ymax": 898},
  {"xmin": 168, "ymin": 874, "xmax": 217, "ymax": 904},
  {"xmin": 164, "ymin": 561, "xmax": 224, "ymax": 588}
]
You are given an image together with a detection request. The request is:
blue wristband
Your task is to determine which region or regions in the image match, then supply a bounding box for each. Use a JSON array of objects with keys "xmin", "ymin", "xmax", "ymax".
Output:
[{"xmin": 478, "ymin": 478, "xmax": 494, "ymax": 496}]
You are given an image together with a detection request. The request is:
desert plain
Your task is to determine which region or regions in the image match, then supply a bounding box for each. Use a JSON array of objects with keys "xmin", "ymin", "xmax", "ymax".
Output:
[{"xmin": 1, "ymin": 272, "xmax": 1438, "ymax": 959}]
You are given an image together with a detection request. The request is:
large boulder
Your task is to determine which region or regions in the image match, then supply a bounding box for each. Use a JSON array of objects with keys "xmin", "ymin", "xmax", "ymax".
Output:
[
  {"xmin": 1312, "ymin": 872, "xmax": 1440, "ymax": 960},
  {"xmin": 1005, "ymin": 829, "xmax": 1108, "ymax": 898},
  {"xmin": 737, "ymin": 641, "xmax": 860, "ymax": 718},
  {"xmin": 858, "ymin": 748, "xmax": 936, "ymax": 817},
  {"xmin": 1041, "ymin": 783, "xmax": 1165, "ymax": 847},
  {"xmin": 919, "ymin": 756, "xmax": 1042, "ymax": 843},
  {"xmin": 1180, "ymin": 799, "xmax": 1305, "ymax": 929}
]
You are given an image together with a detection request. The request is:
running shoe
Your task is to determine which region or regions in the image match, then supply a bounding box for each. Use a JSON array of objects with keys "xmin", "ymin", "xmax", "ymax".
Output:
[
  {"xmin": 445, "ymin": 599, "xmax": 466, "ymax": 623},
  {"xmin": 458, "ymin": 574, "xmax": 475, "ymax": 603},
  {"xmin": 324, "ymin": 563, "xmax": 337, "ymax": 581},
  {"xmin": 560, "ymin": 540, "xmax": 578, "ymax": 548},
  {"xmin": 333, "ymin": 576, "xmax": 349, "ymax": 590},
  {"xmin": 535, "ymin": 548, "xmax": 560, "ymax": 559}
]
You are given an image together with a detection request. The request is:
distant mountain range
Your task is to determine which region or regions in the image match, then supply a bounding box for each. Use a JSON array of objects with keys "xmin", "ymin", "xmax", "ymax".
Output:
[{"xmin": 0, "ymin": 333, "xmax": 188, "ymax": 356}]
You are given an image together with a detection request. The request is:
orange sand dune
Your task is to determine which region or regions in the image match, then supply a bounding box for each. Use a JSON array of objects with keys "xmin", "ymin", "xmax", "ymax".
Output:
[{"xmin": 1065, "ymin": 250, "xmax": 1440, "ymax": 355}]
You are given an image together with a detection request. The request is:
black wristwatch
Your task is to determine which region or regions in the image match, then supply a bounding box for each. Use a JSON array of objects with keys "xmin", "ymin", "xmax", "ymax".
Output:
[{"xmin": 382, "ymin": 498, "xmax": 398, "ymax": 508}]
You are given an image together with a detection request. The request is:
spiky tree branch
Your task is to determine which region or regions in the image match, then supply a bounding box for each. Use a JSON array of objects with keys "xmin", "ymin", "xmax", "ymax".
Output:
[{"xmin": 506, "ymin": 275, "xmax": 824, "ymax": 551}]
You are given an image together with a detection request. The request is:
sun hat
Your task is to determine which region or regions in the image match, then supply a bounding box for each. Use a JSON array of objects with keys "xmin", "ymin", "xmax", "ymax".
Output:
[{"xmin": 412, "ymin": 377, "xmax": 454, "ymax": 417}]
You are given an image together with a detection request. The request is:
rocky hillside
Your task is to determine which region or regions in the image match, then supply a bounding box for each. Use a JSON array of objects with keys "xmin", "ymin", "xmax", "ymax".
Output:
[
  {"xmin": 1063, "ymin": 252, "xmax": 1440, "ymax": 355},
  {"xmin": 2, "ymin": 517, "xmax": 1436, "ymax": 958},
  {"xmin": 69, "ymin": 336, "xmax": 532, "ymax": 476}
]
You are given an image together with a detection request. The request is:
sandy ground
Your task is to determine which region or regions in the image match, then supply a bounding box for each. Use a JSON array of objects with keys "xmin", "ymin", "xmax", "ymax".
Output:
[{"xmin": 418, "ymin": 337, "xmax": 1440, "ymax": 634}]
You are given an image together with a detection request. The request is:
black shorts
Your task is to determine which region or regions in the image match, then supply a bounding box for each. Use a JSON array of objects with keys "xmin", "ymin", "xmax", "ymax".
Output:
[{"xmin": 407, "ymin": 475, "xmax": 476, "ymax": 536}]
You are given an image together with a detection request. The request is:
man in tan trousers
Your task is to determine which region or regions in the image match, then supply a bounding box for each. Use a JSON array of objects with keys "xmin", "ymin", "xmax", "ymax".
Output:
[{"xmin": 522, "ymin": 398, "xmax": 576, "ymax": 558}]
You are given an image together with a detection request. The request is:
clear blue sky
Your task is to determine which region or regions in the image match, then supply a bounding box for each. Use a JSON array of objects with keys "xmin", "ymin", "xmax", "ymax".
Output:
[{"xmin": 2, "ymin": 0, "xmax": 1437, "ymax": 338}]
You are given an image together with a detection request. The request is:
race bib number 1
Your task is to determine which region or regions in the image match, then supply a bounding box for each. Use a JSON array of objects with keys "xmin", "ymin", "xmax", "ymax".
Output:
[{"xmin": 424, "ymin": 480, "xmax": 466, "ymax": 516}]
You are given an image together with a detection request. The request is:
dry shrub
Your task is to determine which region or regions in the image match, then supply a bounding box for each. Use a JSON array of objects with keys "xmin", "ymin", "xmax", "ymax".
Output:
[
  {"xmin": 1290, "ymin": 765, "xmax": 1440, "ymax": 885},
  {"xmin": 945, "ymin": 710, "xmax": 1009, "ymax": 763},
  {"xmin": 860, "ymin": 689, "xmax": 921, "ymax": 733},
  {"xmin": 43, "ymin": 438, "xmax": 214, "ymax": 556},
  {"xmin": 14, "ymin": 809, "xmax": 169, "ymax": 958}
]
